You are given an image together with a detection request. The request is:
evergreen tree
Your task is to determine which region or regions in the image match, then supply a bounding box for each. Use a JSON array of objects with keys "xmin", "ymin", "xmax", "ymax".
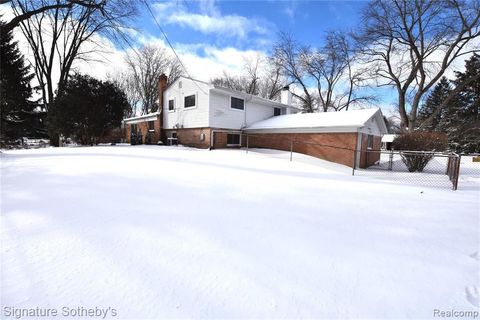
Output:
[
  {"xmin": 0, "ymin": 20, "xmax": 45, "ymax": 144},
  {"xmin": 417, "ymin": 77, "xmax": 452, "ymax": 131},
  {"xmin": 449, "ymin": 54, "xmax": 480, "ymax": 153},
  {"xmin": 49, "ymin": 74, "xmax": 129, "ymax": 145}
]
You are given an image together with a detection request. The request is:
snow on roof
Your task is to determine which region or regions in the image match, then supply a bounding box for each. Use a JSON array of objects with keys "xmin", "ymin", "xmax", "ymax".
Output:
[
  {"xmin": 382, "ymin": 134, "xmax": 398, "ymax": 143},
  {"xmin": 245, "ymin": 108, "xmax": 383, "ymax": 132},
  {"xmin": 123, "ymin": 112, "xmax": 160, "ymax": 123}
]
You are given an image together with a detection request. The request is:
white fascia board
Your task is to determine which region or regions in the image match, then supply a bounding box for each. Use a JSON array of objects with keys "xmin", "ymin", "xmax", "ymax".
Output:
[{"xmin": 123, "ymin": 113, "xmax": 159, "ymax": 124}]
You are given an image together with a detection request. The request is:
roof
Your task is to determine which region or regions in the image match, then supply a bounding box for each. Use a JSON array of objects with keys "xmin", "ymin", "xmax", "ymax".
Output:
[
  {"xmin": 382, "ymin": 134, "xmax": 398, "ymax": 143},
  {"xmin": 123, "ymin": 112, "xmax": 160, "ymax": 124},
  {"xmin": 244, "ymin": 108, "xmax": 388, "ymax": 134}
]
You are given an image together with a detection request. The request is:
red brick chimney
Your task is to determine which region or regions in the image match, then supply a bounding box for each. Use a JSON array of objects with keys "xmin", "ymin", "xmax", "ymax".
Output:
[
  {"xmin": 158, "ymin": 73, "xmax": 168, "ymax": 112},
  {"xmin": 157, "ymin": 74, "xmax": 168, "ymax": 139}
]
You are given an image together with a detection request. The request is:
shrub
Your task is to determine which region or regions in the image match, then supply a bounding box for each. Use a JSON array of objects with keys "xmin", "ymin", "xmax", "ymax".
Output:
[{"xmin": 392, "ymin": 132, "xmax": 448, "ymax": 172}]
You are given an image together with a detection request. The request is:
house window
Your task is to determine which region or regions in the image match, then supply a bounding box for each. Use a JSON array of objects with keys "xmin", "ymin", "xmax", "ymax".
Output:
[
  {"xmin": 274, "ymin": 107, "xmax": 281, "ymax": 116},
  {"xmin": 168, "ymin": 99, "xmax": 175, "ymax": 111},
  {"xmin": 184, "ymin": 94, "xmax": 196, "ymax": 108},
  {"xmin": 130, "ymin": 124, "xmax": 137, "ymax": 133},
  {"xmin": 148, "ymin": 121, "xmax": 154, "ymax": 130},
  {"xmin": 227, "ymin": 134, "xmax": 241, "ymax": 146},
  {"xmin": 367, "ymin": 134, "xmax": 374, "ymax": 150},
  {"xmin": 230, "ymin": 97, "xmax": 245, "ymax": 110}
]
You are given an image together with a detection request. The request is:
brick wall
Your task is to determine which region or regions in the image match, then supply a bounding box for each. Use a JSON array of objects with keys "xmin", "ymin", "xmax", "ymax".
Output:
[
  {"xmin": 163, "ymin": 128, "xmax": 212, "ymax": 148},
  {"xmin": 125, "ymin": 116, "xmax": 161, "ymax": 144},
  {"xmin": 245, "ymin": 132, "xmax": 358, "ymax": 167},
  {"xmin": 359, "ymin": 134, "xmax": 382, "ymax": 168},
  {"xmin": 162, "ymin": 128, "xmax": 246, "ymax": 149}
]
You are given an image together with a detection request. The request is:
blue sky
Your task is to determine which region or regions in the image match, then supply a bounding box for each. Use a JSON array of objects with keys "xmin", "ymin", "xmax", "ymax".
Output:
[
  {"xmin": 126, "ymin": 0, "xmax": 397, "ymax": 110},
  {"xmin": 136, "ymin": 1, "xmax": 368, "ymax": 53}
]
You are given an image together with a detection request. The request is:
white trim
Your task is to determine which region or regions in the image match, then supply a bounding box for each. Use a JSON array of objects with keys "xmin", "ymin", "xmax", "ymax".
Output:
[
  {"xmin": 183, "ymin": 93, "xmax": 197, "ymax": 110},
  {"xmin": 123, "ymin": 113, "xmax": 159, "ymax": 124},
  {"xmin": 229, "ymin": 95, "xmax": 245, "ymax": 112}
]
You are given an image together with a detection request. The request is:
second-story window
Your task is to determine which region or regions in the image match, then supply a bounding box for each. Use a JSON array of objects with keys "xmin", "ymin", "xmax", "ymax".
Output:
[
  {"xmin": 184, "ymin": 94, "xmax": 196, "ymax": 108},
  {"xmin": 168, "ymin": 99, "xmax": 175, "ymax": 111},
  {"xmin": 230, "ymin": 97, "xmax": 245, "ymax": 110}
]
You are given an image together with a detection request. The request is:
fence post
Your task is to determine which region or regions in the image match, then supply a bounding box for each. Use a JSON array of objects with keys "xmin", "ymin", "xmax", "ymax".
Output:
[
  {"xmin": 446, "ymin": 156, "xmax": 451, "ymax": 176},
  {"xmin": 352, "ymin": 148, "xmax": 357, "ymax": 175},
  {"xmin": 246, "ymin": 134, "xmax": 249, "ymax": 154},
  {"xmin": 290, "ymin": 140, "xmax": 293, "ymax": 161},
  {"xmin": 453, "ymin": 155, "xmax": 461, "ymax": 190},
  {"xmin": 388, "ymin": 149, "xmax": 393, "ymax": 171}
]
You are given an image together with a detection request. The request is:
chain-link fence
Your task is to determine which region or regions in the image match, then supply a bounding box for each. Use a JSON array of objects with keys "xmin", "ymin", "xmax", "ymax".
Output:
[{"xmin": 353, "ymin": 150, "xmax": 461, "ymax": 190}]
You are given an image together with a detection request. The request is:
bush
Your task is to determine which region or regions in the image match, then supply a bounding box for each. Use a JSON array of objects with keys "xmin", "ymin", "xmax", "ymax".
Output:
[{"xmin": 392, "ymin": 132, "xmax": 448, "ymax": 172}]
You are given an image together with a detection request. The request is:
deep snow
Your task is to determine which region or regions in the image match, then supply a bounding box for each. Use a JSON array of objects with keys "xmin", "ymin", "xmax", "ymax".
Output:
[{"xmin": 1, "ymin": 146, "xmax": 479, "ymax": 319}]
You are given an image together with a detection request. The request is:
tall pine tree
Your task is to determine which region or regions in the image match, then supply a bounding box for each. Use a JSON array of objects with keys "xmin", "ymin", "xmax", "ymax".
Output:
[
  {"xmin": 417, "ymin": 77, "xmax": 452, "ymax": 131},
  {"xmin": 449, "ymin": 54, "xmax": 480, "ymax": 153},
  {"xmin": 0, "ymin": 20, "xmax": 45, "ymax": 145}
]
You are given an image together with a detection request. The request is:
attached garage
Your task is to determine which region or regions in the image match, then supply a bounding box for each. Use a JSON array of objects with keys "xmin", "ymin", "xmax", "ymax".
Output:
[{"xmin": 243, "ymin": 108, "xmax": 388, "ymax": 168}]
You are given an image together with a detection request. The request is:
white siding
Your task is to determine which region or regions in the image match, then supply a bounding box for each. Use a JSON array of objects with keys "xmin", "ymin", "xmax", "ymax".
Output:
[
  {"xmin": 359, "ymin": 116, "xmax": 383, "ymax": 136},
  {"xmin": 163, "ymin": 78, "xmax": 211, "ymax": 129},
  {"xmin": 209, "ymin": 91, "xmax": 278, "ymax": 129}
]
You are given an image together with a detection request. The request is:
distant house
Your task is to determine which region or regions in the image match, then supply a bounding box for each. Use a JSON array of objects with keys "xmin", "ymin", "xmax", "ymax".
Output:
[
  {"xmin": 381, "ymin": 134, "xmax": 398, "ymax": 150},
  {"xmin": 123, "ymin": 74, "xmax": 387, "ymax": 168}
]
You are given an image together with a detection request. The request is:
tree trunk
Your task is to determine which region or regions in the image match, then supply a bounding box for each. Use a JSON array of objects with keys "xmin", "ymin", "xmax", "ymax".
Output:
[{"xmin": 398, "ymin": 90, "xmax": 409, "ymax": 130}]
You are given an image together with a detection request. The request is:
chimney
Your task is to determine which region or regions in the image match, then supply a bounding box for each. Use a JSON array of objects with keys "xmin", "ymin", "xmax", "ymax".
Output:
[
  {"xmin": 281, "ymin": 85, "xmax": 292, "ymax": 114},
  {"xmin": 158, "ymin": 73, "xmax": 168, "ymax": 113}
]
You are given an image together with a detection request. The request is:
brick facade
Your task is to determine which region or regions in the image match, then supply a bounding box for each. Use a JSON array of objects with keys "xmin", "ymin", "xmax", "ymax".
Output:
[
  {"xmin": 245, "ymin": 132, "xmax": 358, "ymax": 167},
  {"xmin": 163, "ymin": 128, "xmax": 212, "ymax": 148},
  {"xmin": 162, "ymin": 128, "xmax": 244, "ymax": 149},
  {"xmin": 125, "ymin": 116, "xmax": 161, "ymax": 144},
  {"xmin": 359, "ymin": 134, "xmax": 382, "ymax": 168}
]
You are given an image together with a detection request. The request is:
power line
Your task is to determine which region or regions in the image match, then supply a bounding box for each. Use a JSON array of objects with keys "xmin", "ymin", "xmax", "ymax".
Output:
[{"xmin": 142, "ymin": 0, "xmax": 208, "ymax": 95}]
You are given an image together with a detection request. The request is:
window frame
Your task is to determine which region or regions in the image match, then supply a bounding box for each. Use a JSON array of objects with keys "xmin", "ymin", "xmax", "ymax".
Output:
[
  {"xmin": 226, "ymin": 133, "xmax": 241, "ymax": 146},
  {"xmin": 168, "ymin": 98, "xmax": 175, "ymax": 112},
  {"xmin": 184, "ymin": 94, "xmax": 197, "ymax": 109},
  {"xmin": 148, "ymin": 121, "xmax": 155, "ymax": 131},
  {"xmin": 230, "ymin": 96, "xmax": 245, "ymax": 111},
  {"xmin": 367, "ymin": 134, "xmax": 374, "ymax": 150},
  {"xmin": 273, "ymin": 107, "xmax": 281, "ymax": 116}
]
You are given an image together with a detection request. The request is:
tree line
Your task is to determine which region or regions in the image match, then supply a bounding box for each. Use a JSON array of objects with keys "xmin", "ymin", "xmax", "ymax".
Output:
[{"xmin": 1, "ymin": 0, "xmax": 479, "ymax": 152}]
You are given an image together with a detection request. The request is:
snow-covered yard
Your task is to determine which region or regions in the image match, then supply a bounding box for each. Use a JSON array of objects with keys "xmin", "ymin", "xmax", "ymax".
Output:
[{"xmin": 1, "ymin": 146, "xmax": 479, "ymax": 319}]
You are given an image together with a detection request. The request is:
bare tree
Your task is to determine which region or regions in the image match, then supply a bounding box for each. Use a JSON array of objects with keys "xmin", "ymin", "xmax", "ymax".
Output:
[
  {"xmin": 258, "ymin": 60, "xmax": 284, "ymax": 100},
  {"xmin": 272, "ymin": 32, "xmax": 314, "ymax": 112},
  {"xmin": 106, "ymin": 71, "xmax": 140, "ymax": 118},
  {"xmin": 212, "ymin": 55, "xmax": 285, "ymax": 100},
  {"xmin": 356, "ymin": 0, "xmax": 480, "ymax": 130},
  {"xmin": 11, "ymin": 0, "xmax": 138, "ymax": 110},
  {"xmin": 300, "ymin": 31, "xmax": 374, "ymax": 112},
  {"xmin": 1, "ymin": 0, "xmax": 105, "ymax": 33},
  {"xmin": 125, "ymin": 44, "xmax": 182, "ymax": 115}
]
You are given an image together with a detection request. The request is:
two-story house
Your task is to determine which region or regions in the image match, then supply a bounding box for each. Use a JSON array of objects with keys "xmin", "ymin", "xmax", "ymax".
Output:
[{"xmin": 123, "ymin": 74, "xmax": 387, "ymax": 168}]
